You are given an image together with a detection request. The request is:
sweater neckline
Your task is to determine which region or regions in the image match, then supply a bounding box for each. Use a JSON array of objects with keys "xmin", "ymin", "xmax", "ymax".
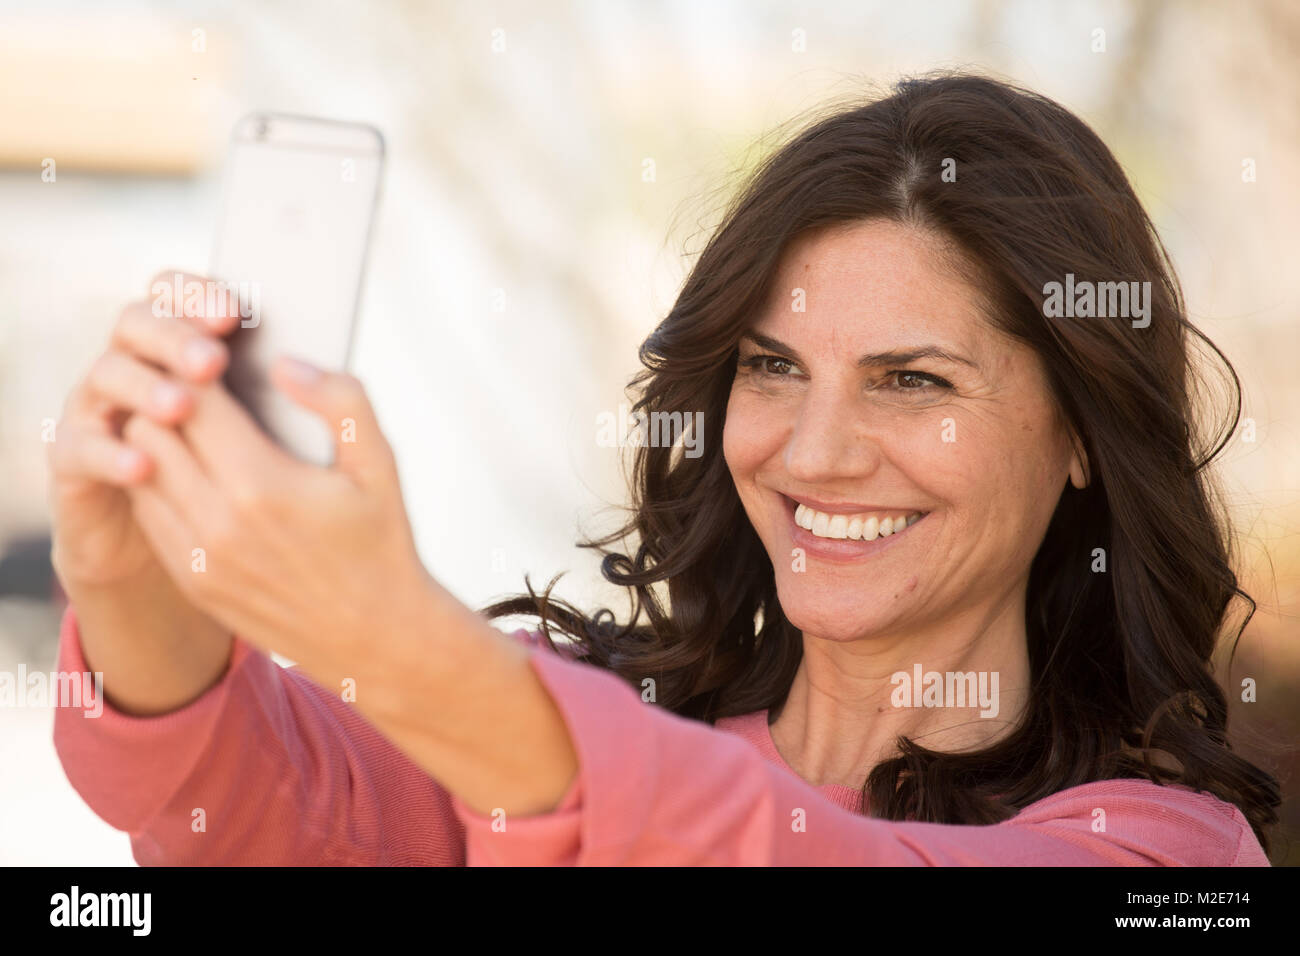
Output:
[{"xmin": 723, "ymin": 709, "xmax": 865, "ymax": 809}]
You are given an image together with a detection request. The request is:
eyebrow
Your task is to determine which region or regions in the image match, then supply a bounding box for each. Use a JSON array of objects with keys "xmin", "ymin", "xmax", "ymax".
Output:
[{"xmin": 739, "ymin": 331, "xmax": 981, "ymax": 370}]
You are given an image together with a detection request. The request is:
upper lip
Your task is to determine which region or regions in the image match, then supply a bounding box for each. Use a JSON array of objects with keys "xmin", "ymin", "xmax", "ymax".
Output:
[{"xmin": 784, "ymin": 493, "xmax": 926, "ymax": 515}]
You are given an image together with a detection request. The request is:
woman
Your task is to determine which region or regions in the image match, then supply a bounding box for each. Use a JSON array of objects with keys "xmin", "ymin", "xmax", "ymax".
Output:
[{"xmin": 50, "ymin": 73, "xmax": 1278, "ymax": 865}]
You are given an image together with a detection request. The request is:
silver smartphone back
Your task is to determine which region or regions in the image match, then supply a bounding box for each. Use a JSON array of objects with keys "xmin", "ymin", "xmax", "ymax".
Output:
[{"xmin": 210, "ymin": 112, "xmax": 384, "ymax": 465}]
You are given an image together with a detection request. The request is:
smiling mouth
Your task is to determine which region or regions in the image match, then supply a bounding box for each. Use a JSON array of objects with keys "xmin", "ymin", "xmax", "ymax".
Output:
[
  {"xmin": 783, "ymin": 495, "xmax": 929, "ymax": 545},
  {"xmin": 796, "ymin": 503, "xmax": 925, "ymax": 541}
]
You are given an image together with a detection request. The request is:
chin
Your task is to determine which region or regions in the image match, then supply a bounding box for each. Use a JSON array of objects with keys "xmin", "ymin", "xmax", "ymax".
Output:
[{"xmin": 774, "ymin": 579, "xmax": 895, "ymax": 642}]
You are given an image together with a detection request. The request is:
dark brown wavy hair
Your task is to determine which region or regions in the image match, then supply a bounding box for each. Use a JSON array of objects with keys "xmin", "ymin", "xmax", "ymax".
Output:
[{"xmin": 484, "ymin": 71, "xmax": 1280, "ymax": 851}]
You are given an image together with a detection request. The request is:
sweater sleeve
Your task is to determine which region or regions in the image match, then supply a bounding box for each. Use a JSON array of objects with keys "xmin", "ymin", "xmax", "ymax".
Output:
[
  {"xmin": 51, "ymin": 604, "xmax": 581, "ymax": 865},
  {"xmin": 452, "ymin": 648, "xmax": 1270, "ymax": 866}
]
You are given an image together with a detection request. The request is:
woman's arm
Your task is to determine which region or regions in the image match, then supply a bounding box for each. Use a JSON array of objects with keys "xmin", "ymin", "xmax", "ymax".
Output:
[
  {"xmin": 53, "ymin": 605, "xmax": 579, "ymax": 865},
  {"xmin": 47, "ymin": 276, "xmax": 248, "ymax": 716},
  {"xmin": 447, "ymin": 648, "xmax": 1269, "ymax": 867}
]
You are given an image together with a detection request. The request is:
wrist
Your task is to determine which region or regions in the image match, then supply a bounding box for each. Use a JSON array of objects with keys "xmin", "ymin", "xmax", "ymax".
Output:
[
  {"xmin": 346, "ymin": 570, "xmax": 577, "ymax": 814},
  {"xmin": 62, "ymin": 563, "xmax": 235, "ymax": 716},
  {"xmin": 346, "ymin": 569, "xmax": 498, "ymax": 732},
  {"xmin": 55, "ymin": 553, "xmax": 160, "ymax": 603}
]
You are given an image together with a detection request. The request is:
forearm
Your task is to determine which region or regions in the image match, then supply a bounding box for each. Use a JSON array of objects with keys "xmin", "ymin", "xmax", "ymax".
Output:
[
  {"xmin": 349, "ymin": 577, "xmax": 578, "ymax": 818},
  {"xmin": 64, "ymin": 564, "xmax": 234, "ymax": 716}
]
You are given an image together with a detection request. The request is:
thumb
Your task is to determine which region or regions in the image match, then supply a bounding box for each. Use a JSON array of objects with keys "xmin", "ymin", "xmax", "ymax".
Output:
[{"xmin": 271, "ymin": 356, "xmax": 396, "ymax": 483}]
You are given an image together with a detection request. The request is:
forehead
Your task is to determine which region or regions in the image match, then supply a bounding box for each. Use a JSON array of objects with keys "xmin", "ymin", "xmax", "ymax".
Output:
[{"xmin": 753, "ymin": 219, "xmax": 994, "ymax": 351}]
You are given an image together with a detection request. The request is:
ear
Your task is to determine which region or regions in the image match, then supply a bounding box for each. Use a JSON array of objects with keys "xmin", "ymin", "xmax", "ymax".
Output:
[{"xmin": 1067, "ymin": 435, "xmax": 1090, "ymax": 489}]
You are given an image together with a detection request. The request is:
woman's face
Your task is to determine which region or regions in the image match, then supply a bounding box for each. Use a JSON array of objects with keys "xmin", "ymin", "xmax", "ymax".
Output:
[{"xmin": 723, "ymin": 218, "xmax": 1081, "ymax": 642}]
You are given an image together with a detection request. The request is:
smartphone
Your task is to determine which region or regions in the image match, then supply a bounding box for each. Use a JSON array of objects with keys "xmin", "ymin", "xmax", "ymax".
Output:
[{"xmin": 210, "ymin": 113, "xmax": 384, "ymax": 465}]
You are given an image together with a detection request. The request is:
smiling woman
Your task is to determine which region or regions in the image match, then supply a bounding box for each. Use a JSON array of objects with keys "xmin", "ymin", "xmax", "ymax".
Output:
[
  {"xmin": 50, "ymin": 71, "xmax": 1278, "ymax": 866},
  {"xmin": 485, "ymin": 72, "xmax": 1280, "ymax": 852}
]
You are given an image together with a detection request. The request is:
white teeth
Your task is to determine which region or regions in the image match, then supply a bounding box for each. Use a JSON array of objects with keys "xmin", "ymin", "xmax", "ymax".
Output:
[{"xmin": 793, "ymin": 504, "xmax": 923, "ymax": 541}]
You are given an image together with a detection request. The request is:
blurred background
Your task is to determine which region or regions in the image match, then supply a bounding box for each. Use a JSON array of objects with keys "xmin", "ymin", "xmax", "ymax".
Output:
[{"xmin": 0, "ymin": 0, "xmax": 1296, "ymax": 865}]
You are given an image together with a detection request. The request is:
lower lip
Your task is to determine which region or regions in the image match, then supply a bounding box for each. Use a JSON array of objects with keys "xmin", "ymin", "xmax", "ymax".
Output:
[{"xmin": 785, "ymin": 498, "xmax": 927, "ymax": 564}]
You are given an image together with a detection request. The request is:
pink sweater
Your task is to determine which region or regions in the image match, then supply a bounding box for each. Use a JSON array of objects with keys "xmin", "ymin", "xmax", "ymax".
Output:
[{"xmin": 51, "ymin": 606, "xmax": 1268, "ymax": 865}]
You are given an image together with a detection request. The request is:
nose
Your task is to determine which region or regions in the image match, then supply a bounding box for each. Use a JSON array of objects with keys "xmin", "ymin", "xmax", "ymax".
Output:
[{"xmin": 783, "ymin": 382, "xmax": 884, "ymax": 485}]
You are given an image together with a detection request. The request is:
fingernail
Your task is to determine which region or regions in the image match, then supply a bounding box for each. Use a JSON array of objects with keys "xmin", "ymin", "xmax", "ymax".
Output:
[
  {"xmin": 117, "ymin": 448, "xmax": 144, "ymax": 478},
  {"xmin": 183, "ymin": 338, "xmax": 223, "ymax": 375},
  {"xmin": 280, "ymin": 357, "xmax": 321, "ymax": 383}
]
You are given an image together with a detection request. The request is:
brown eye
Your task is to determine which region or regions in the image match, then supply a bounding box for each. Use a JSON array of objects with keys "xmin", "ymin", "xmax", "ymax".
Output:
[
  {"xmin": 891, "ymin": 370, "xmax": 952, "ymax": 390},
  {"xmin": 737, "ymin": 353, "xmax": 802, "ymax": 379}
]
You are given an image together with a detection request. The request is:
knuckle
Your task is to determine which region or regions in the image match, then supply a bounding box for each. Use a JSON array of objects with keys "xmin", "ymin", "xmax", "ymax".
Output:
[
  {"xmin": 339, "ymin": 373, "xmax": 368, "ymax": 402},
  {"xmin": 115, "ymin": 297, "xmax": 146, "ymax": 328},
  {"xmin": 87, "ymin": 350, "xmax": 114, "ymax": 379},
  {"xmin": 227, "ymin": 485, "xmax": 261, "ymax": 513},
  {"xmin": 202, "ymin": 508, "xmax": 238, "ymax": 554},
  {"xmin": 332, "ymin": 384, "xmax": 363, "ymax": 418},
  {"xmin": 85, "ymin": 352, "xmax": 119, "ymax": 392},
  {"xmin": 120, "ymin": 412, "xmax": 153, "ymax": 445},
  {"xmin": 111, "ymin": 301, "xmax": 145, "ymax": 339},
  {"xmin": 228, "ymin": 476, "xmax": 275, "ymax": 514}
]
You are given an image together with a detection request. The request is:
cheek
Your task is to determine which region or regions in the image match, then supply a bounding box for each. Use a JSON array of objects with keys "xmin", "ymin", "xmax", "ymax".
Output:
[
  {"xmin": 722, "ymin": 387, "xmax": 783, "ymax": 481},
  {"xmin": 933, "ymin": 411, "xmax": 1067, "ymax": 541}
]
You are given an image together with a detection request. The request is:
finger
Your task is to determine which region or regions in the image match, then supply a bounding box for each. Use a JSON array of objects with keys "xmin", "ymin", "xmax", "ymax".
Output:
[
  {"xmin": 64, "ymin": 294, "xmax": 235, "ymax": 426},
  {"xmin": 127, "ymin": 483, "xmax": 201, "ymax": 585},
  {"xmin": 269, "ymin": 358, "xmax": 397, "ymax": 485},
  {"xmin": 60, "ymin": 376, "xmax": 117, "ymax": 434},
  {"xmin": 82, "ymin": 351, "xmax": 196, "ymax": 426},
  {"xmin": 48, "ymin": 427, "xmax": 153, "ymax": 486},
  {"xmin": 180, "ymin": 379, "xmax": 289, "ymax": 490},
  {"xmin": 147, "ymin": 269, "xmax": 246, "ymax": 335},
  {"xmin": 122, "ymin": 413, "xmax": 221, "ymax": 509},
  {"xmin": 111, "ymin": 302, "xmax": 229, "ymax": 384}
]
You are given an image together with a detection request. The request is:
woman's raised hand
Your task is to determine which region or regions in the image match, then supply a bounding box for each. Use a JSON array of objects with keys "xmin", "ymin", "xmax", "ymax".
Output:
[
  {"xmin": 48, "ymin": 271, "xmax": 238, "ymax": 593},
  {"xmin": 47, "ymin": 272, "xmax": 244, "ymax": 715},
  {"xmin": 119, "ymin": 342, "xmax": 432, "ymax": 691},
  {"xmin": 51, "ymin": 271, "xmax": 578, "ymax": 810}
]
